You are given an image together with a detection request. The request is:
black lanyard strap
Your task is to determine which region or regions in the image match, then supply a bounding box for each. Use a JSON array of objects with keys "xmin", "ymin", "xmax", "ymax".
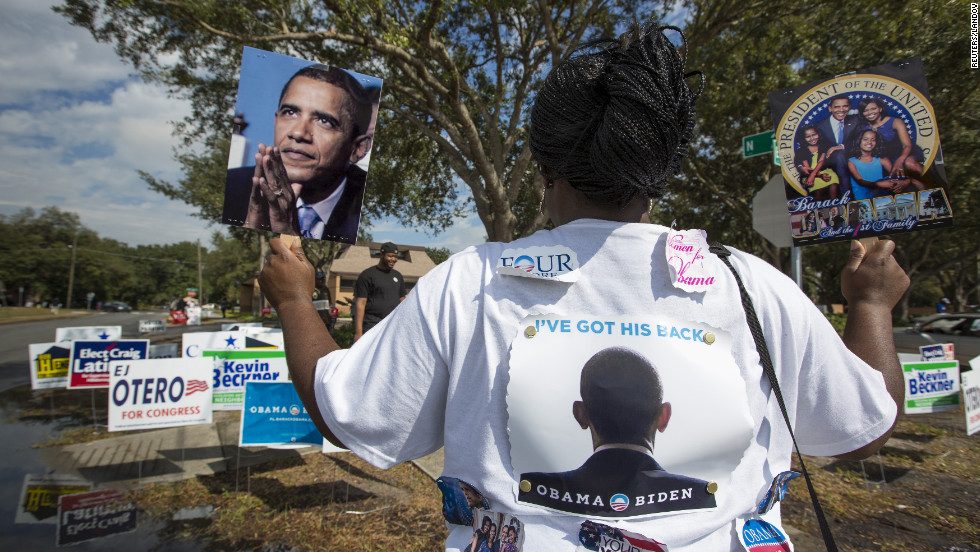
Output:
[{"xmin": 709, "ymin": 242, "xmax": 838, "ymax": 552}]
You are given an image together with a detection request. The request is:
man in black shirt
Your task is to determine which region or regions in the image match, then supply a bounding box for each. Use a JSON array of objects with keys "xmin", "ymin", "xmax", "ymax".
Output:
[{"xmin": 353, "ymin": 242, "xmax": 406, "ymax": 342}]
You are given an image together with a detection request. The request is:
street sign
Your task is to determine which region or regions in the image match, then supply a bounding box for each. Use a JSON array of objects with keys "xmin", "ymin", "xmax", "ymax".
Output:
[
  {"xmin": 752, "ymin": 175, "xmax": 793, "ymax": 248},
  {"xmin": 742, "ymin": 130, "xmax": 774, "ymax": 159}
]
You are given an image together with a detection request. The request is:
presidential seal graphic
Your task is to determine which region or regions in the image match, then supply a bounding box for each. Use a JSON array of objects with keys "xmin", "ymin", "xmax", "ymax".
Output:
[{"xmin": 776, "ymin": 75, "xmax": 938, "ymax": 198}]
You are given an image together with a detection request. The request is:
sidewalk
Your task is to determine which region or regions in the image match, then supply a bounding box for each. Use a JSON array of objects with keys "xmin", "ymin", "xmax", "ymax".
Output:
[
  {"xmin": 37, "ymin": 411, "xmax": 321, "ymax": 491},
  {"xmin": 35, "ymin": 411, "xmax": 446, "ymax": 493}
]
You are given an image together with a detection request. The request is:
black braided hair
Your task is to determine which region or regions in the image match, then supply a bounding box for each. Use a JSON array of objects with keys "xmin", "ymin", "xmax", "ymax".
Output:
[{"xmin": 529, "ymin": 22, "xmax": 704, "ymax": 208}]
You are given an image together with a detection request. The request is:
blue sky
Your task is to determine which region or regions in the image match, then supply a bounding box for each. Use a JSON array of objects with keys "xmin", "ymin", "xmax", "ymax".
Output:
[{"xmin": 0, "ymin": 0, "xmax": 486, "ymax": 252}]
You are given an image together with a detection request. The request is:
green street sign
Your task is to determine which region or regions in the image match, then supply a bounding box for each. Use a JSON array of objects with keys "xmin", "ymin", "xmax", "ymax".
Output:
[{"xmin": 742, "ymin": 130, "xmax": 774, "ymax": 158}]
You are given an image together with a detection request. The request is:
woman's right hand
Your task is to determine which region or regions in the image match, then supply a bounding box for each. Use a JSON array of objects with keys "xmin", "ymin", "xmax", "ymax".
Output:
[{"xmin": 841, "ymin": 239, "xmax": 908, "ymax": 311}]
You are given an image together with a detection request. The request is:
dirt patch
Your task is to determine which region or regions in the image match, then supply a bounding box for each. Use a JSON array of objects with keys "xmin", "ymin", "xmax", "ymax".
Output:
[
  {"xmin": 135, "ymin": 452, "xmax": 447, "ymax": 551},
  {"xmin": 782, "ymin": 409, "xmax": 979, "ymax": 551}
]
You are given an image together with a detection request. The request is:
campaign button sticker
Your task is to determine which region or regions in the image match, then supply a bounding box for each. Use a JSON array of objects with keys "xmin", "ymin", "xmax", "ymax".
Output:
[
  {"xmin": 737, "ymin": 518, "xmax": 791, "ymax": 552},
  {"xmin": 497, "ymin": 245, "xmax": 580, "ymax": 282},
  {"xmin": 609, "ymin": 494, "xmax": 629, "ymax": 512}
]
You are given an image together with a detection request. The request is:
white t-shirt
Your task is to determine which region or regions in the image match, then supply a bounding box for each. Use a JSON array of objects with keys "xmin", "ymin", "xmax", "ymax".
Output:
[{"xmin": 314, "ymin": 220, "xmax": 895, "ymax": 550}]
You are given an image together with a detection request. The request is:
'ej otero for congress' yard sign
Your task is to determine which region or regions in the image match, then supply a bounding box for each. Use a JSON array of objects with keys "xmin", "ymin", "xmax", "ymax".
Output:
[
  {"xmin": 902, "ymin": 360, "xmax": 959, "ymax": 414},
  {"xmin": 108, "ymin": 358, "xmax": 213, "ymax": 432}
]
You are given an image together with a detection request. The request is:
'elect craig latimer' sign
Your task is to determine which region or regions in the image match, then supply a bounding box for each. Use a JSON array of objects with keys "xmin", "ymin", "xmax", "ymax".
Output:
[{"xmin": 68, "ymin": 340, "xmax": 149, "ymax": 389}]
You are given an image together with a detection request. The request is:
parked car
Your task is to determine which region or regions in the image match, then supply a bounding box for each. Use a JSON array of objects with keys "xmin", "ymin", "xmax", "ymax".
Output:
[
  {"xmin": 102, "ymin": 301, "xmax": 132, "ymax": 312},
  {"xmin": 893, "ymin": 313, "xmax": 980, "ymax": 367}
]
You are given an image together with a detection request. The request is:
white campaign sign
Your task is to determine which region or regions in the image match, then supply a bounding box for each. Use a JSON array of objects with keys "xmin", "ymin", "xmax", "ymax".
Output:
[
  {"xmin": 221, "ymin": 322, "xmax": 264, "ymax": 331},
  {"xmin": 242, "ymin": 327, "xmax": 285, "ymax": 349},
  {"xmin": 139, "ymin": 319, "xmax": 167, "ymax": 333},
  {"xmin": 108, "ymin": 358, "xmax": 213, "ymax": 431},
  {"xmin": 961, "ymin": 370, "xmax": 980, "ymax": 436},
  {"xmin": 54, "ymin": 326, "xmax": 121, "ymax": 343},
  {"xmin": 181, "ymin": 331, "xmax": 245, "ymax": 358}
]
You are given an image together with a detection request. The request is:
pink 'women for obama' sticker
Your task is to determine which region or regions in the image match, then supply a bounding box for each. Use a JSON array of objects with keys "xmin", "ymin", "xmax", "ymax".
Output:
[{"xmin": 665, "ymin": 228, "xmax": 716, "ymax": 293}]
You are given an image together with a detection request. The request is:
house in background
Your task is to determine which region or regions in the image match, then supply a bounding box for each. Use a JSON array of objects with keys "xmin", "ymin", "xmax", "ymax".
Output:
[{"xmin": 327, "ymin": 242, "xmax": 438, "ymax": 314}]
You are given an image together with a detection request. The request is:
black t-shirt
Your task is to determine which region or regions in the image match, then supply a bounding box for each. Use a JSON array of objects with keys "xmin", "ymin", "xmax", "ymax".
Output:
[{"xmin": 354, "ymin": 265, "xmax": 406, "ymax": 328}]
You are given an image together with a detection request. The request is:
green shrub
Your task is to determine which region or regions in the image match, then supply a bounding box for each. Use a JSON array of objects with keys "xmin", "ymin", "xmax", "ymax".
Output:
[
  {"xmin": 333, "ymin": 322, "xmax": 355, "ymax": 349},
  {"xmin": 824, "ymin": 312, "xmax": 847, "ymax": 337}
]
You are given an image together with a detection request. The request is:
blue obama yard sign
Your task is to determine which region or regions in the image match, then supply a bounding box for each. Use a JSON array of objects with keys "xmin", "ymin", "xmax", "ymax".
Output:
[{"xmin": 239, "ymin": 382, "xmax": 321, "ymax": 447}]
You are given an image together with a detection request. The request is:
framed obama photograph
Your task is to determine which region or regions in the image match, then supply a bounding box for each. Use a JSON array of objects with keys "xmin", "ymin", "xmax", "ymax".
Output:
[
  {"xmin": 769, "ymin": 57, "xmax": 951, "ymax": 246},
  {"xmin": 222, "ymin": 47, "xmax": 382, "ymax": 244},
  {"xmin": 506, "ymin": 315, "xmax": 753, "ymax": 519}
]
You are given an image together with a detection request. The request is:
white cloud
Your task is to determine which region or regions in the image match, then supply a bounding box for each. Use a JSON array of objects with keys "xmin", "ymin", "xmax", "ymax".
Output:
[
  {"xmin": 0, "ymin": 0, "xmax": 494, "ymax": 250},
  {"xmin": 0, "ymin": 0, "xmax": 132, "ymax": 104},
  {"xmin": 0, "ymin": 0, "xmax": 215, "ymax": 246},
  {"xmin": 366, "ymin": 213, "xmax": 488, "ymax": 253}
]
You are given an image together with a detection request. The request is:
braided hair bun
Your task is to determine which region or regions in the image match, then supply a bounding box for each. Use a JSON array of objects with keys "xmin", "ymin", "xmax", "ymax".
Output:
[{"xmin": 529, "ymin": 23, "xmax": 704, "ymax": 208}]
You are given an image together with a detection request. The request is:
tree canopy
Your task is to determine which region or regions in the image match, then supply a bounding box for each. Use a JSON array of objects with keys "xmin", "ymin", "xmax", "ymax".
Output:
[
  {"xmin": 0, "ymin": 207, "xmax": 255, "ymax": 308},
  {"xmin": 57, "ymin": 0, "xmax": 654, "ymax": 241},
  {"xmin": 56, "ymin": 0, "xmax": 979, "ymax": 315}
]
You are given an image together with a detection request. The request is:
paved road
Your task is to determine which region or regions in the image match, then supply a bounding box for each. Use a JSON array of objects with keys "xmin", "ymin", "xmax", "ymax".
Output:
[{"xmin": 0, "ymin": 311, "xmax": 240, "ymax": 391}]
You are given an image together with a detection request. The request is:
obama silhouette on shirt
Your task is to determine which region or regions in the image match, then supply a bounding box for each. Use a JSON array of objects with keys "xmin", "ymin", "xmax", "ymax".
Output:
[{"xmin": 518, "ymin": 347, "xmax": 717, "ymax": 517}]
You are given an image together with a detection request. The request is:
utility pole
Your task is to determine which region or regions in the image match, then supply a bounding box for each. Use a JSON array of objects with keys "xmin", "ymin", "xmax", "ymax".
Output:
[
  {"xmin": 197, "ymin": 239, "xmax": 204, "ymax": 305},
  {"xmin": 257, "ymin": 235, "xmax": 268, "ymax": 317},
  {"xmin": 66, "ymin": 231, "xmax": 78, "ymax": 308}
]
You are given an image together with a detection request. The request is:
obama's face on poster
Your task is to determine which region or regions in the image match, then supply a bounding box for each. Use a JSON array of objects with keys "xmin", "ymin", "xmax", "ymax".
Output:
[{"xmin": 273, "ymin": 76, "xmax": 369, "ymax": 196}]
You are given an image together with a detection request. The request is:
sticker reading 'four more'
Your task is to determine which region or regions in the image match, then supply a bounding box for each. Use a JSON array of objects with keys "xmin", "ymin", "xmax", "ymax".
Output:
[{"xmin": 497, "ymin": 245, "xmax": 579, "ymax": 281}]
